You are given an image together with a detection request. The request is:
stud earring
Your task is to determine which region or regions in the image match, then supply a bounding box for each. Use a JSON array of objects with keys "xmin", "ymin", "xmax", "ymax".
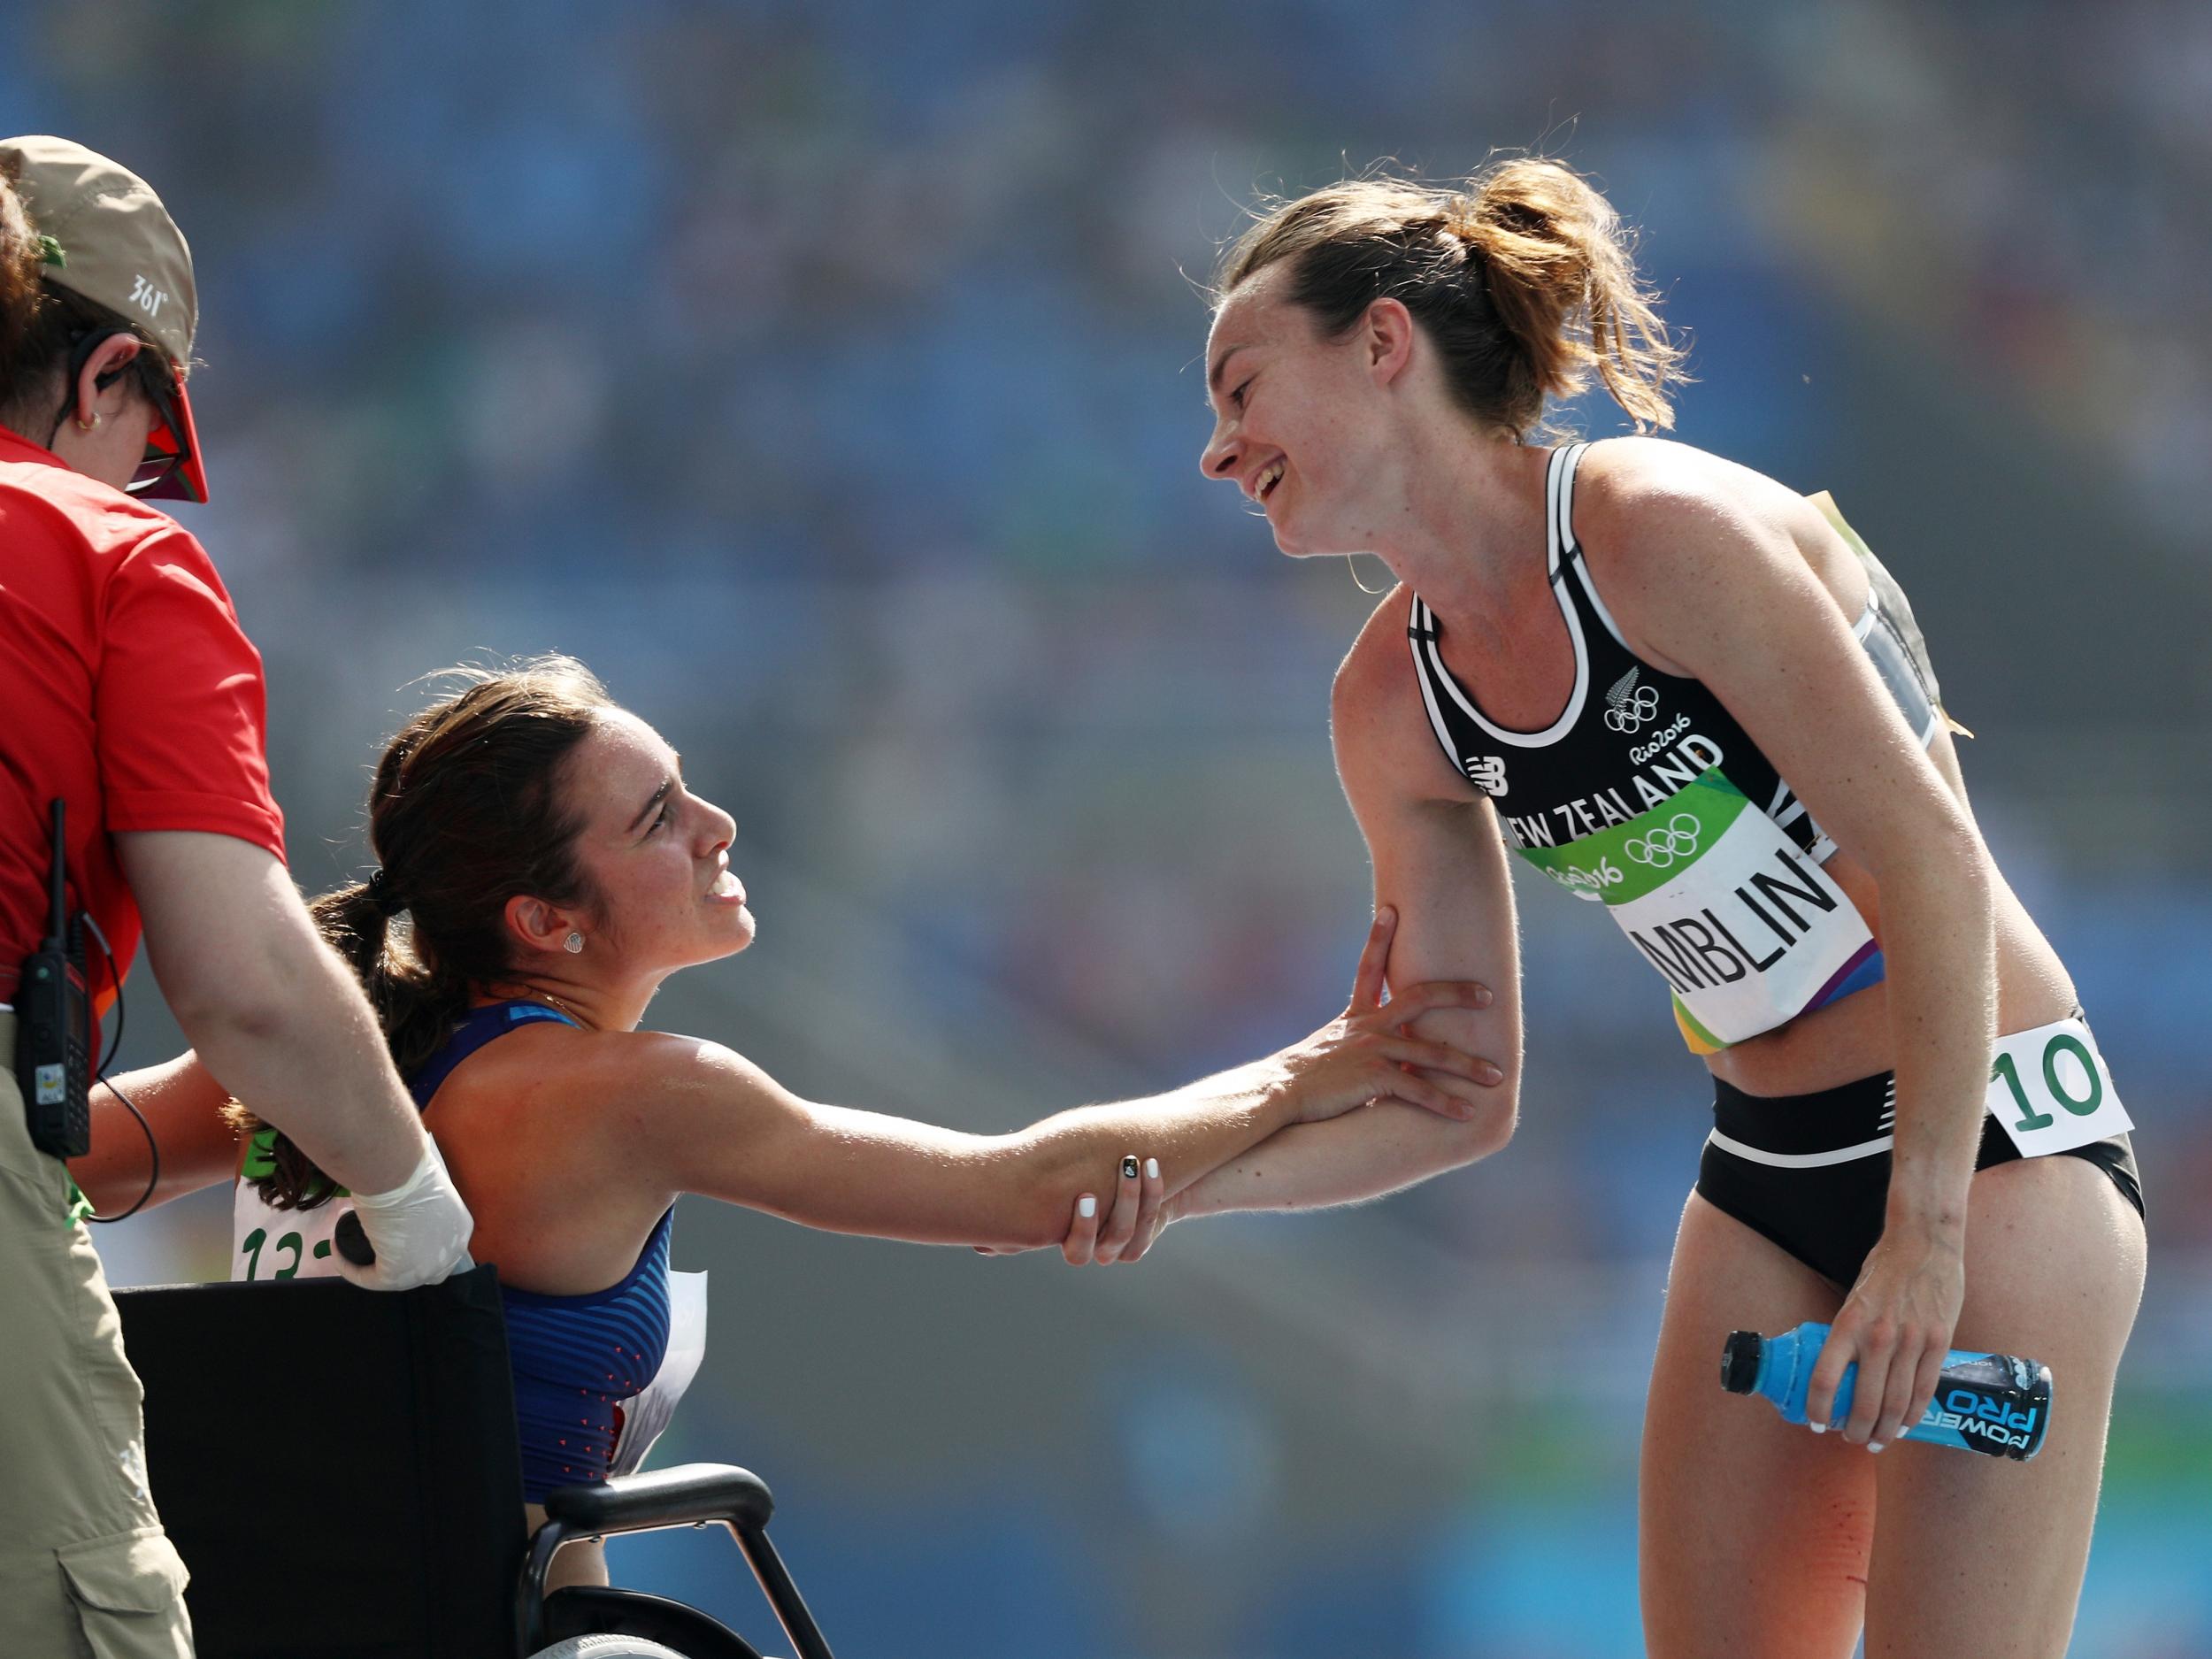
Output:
[
  {"xmin": 74, "ymin": 410, "xmax": 101, "ymax": 432},
  {"xmin": 564, "ymin": 931, "xmax": 584, "ymax": 954}
]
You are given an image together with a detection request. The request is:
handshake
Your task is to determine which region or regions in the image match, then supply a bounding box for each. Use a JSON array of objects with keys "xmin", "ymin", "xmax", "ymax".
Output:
[{"xmin": 977, "ymin": 905, "xmax": 1507, "ymax": 1270}]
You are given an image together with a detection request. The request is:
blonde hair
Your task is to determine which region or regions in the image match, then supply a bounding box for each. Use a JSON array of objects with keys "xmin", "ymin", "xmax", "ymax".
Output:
[{"xmin": 1217, "ymin": 158, "xmax": 1686, "ymax": 437}]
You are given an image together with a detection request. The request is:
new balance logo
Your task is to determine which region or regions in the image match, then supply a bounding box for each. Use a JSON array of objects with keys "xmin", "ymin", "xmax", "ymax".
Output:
[
  {"xmin": 128, "ymin": 273, "xmax": 168, "ymax": 319},
  {"xmin": 1463, "ymin": 755, "xmax": 1507, "ymax": 796}
]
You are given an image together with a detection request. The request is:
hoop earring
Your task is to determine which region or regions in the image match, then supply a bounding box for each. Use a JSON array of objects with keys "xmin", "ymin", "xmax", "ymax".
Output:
[
  {"xmin": 564, "ymin": 932, "xmax": 585, "ymax": 954},
  {"xmin": 1347, "ymin": 554, "xmax": 1390, "ymax": 597}
]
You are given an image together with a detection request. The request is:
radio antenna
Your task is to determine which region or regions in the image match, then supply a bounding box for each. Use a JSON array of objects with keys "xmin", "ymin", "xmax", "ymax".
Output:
[{"xmin": 45, "ymin": 798, "xmax": 66, "ymax": 943}]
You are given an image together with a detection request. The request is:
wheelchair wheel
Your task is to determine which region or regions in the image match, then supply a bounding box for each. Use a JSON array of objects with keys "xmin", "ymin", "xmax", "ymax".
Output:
[{"xmin": 532, "ymin": 1639, "xmax": 694, "ymax": 1658}]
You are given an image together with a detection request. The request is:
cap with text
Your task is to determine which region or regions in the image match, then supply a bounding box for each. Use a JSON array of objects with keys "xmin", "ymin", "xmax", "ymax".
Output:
[{"xmin": 2, "ymin": 134, "xmax": 206, "ymax": 502}]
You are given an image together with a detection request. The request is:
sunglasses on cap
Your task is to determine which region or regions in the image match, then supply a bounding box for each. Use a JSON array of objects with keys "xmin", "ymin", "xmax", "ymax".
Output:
[{"xmin": 52, "ymin": 326, "xmax": 209, "ymax": 504}]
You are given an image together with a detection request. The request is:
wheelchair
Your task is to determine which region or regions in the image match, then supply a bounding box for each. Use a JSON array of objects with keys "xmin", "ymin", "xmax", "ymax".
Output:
[{"xmin": 114, "ymin": 1268, "xmax": 837, "ymax": 1659}]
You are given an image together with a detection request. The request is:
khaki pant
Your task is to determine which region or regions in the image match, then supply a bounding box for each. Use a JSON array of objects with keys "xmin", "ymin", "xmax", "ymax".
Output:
[{"xmin": 0, "ymin": 1010, "xmax": 194, "ymax": 1656}]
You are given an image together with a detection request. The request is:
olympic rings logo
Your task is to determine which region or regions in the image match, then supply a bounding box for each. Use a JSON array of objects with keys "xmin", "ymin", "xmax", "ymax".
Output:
[
  {"xmin": 1604, "ymin": 684, "xmax": 1661, "ymax": 733},
  {"xmin": 1624, "ymin": 813, "xmax": 1702, "ymax": 867}
]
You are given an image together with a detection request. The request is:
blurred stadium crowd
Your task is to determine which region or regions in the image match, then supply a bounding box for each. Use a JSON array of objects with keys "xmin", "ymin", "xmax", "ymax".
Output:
[{"xmin": 9, "ymin": 1, "xmax": 2209, "ymax": 1653}]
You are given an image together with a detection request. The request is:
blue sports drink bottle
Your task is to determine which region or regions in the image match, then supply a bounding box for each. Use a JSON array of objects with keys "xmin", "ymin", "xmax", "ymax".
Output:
[{"xmin": 1721, "ymin": 1322, "xmax": 2052, "ymax": 1461}]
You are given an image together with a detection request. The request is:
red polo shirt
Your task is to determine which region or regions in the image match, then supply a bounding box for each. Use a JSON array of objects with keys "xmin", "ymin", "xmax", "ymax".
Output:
[{"xmin": 0, "ymin": 426, "xmax": 284, "ymax": 1011}]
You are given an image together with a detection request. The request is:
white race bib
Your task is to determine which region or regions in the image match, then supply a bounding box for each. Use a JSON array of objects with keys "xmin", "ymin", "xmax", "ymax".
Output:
[
  {"xmin": 1516, "ymin": 769, "xmax": 1878, "ymax": 1051},
  {"xmin": 1985, "ymin": 1016, "xmax": 2131, "ymax": 1157},
  {"xmin": 610, "ymin": 1270, "xmax": 709, "ymax": 1477},
  {"xmin": 233, "ymin": 1128, "xmax": 349, "ymax": 1279}
]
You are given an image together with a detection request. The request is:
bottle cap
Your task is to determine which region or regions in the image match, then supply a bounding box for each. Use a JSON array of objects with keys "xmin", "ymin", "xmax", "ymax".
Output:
[{"xmin": 1720, "ymin": 1331, "xmax": 1763, "ymax": 1394}]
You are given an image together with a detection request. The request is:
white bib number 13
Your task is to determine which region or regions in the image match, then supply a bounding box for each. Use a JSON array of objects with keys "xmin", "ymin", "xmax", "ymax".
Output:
[{"xmin": 1985, "ymin": 1017, "xmax": 2131, "ymax": 1158}]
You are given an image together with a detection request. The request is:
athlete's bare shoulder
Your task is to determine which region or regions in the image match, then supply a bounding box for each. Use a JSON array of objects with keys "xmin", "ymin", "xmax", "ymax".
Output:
[
  {"xmin": 1574, "ymin": 435, "xmax": 1819, "ymax": 542},
  {"xmin": 1569, "ymin": 436, "xmax": 1864, "ymax": 646},
  {"xmin": 1332, "ymin": 581, "xmax": 1481, "ymax": 806},
  {"xmin": 442, "ymin": 1018, "xmax": 772, "ymax": 1125},
  {"xmin": 1333, "ymin": 581, "xmax": 1428, "ymax": 736},
  {"xmin": 1336, "ymin": 580, "xmax": 1412, "ymax": 698},
  {"xmin": 429, "ymin": 1018, "xmax": 792, "ymax": 1229},
  {"xmin": 1575, "ymin": 435, "xmax": 1796, "ymax": 533}
]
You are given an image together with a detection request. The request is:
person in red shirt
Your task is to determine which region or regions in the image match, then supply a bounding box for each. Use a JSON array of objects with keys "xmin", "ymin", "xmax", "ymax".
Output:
[{"xmin": 0, "ymin": 136, "xmax": 474, "ymax": 1655}]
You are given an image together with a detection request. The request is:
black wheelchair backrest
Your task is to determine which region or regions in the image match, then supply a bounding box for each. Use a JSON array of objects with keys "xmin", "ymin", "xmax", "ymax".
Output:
[
  {"xmin": 119, "ymin": 1269, "xmax": 839, "ymax": 1659},
  {"xmin": 116, "ymin": 1268, "xmax": 527, "ymax": 1659}
]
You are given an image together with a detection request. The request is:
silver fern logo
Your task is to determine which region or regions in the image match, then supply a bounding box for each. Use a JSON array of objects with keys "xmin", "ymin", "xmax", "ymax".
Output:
[{"xmin": 1603, "ymin": 665, "xmax": 1661, "ymax": 733}]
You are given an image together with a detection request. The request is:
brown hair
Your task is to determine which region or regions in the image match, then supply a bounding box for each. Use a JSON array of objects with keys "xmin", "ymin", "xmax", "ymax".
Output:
[
  {"xmin": 237, "ymin": 657, "xmax": 616, "ymax": 1209},
  {"xmin": 1216, "ymin": 158, "xmax": 1687, "ymax": 438},
  {"xmin": 0, "ymin": 157, "xmax": 175, "ymax": 438}
]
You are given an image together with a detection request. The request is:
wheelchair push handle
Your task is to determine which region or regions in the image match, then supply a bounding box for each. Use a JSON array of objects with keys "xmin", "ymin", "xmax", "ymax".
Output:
[
  {"xmin": 334, "ymin": 1209, "xmax": 375, "ymax": 1267},
  {"xmin": 334, "ymin": 1205, "xmax": 478, "ymax": 1290}
]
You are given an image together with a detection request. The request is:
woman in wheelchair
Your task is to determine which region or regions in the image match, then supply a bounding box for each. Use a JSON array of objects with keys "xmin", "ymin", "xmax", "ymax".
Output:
[{"xmin": 74, "ymin": 655, "xmax": 1504, "ymax": 1587}]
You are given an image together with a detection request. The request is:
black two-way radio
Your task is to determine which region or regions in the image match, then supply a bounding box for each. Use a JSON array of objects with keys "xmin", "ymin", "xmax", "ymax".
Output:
[{"xmin": 15, "ymin": 798, "xmax": 92, "ymax": 1158}]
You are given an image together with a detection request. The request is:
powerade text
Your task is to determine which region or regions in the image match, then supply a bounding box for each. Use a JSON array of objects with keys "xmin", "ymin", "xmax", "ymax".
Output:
[{"xmin": 1922, "ymin": 1386, "xmax": 2041, "ymax": 1454}]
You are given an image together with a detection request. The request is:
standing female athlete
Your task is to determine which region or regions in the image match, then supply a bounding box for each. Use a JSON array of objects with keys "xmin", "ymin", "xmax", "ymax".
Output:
[
  {"xmin": 1075, "ymin": 160, "xmax": 2145, "ymax": 1656},
  {"xmin": 73, "ymin": 655, "xmax": 1502, "ymax": 1585}
]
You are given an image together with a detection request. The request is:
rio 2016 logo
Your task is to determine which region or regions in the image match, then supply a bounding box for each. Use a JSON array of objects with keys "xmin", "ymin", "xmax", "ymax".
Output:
[
  {"xmin": 1545, "ymin": 856, "xmax": 1624, "ymax": 895},
  {"xmin": 1624, "ymin": 813, "xmax": 1701, "ymax": 868}
]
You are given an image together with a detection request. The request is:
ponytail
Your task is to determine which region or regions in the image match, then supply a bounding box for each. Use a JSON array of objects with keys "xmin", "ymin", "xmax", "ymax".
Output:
[
  {"xmin": 311, "ymin": 877, "xmax": 476, "ymax": 1083},
  {"xmin": 1217, "ymin": 157, "xmax": 1688, "ymax": 438},
  {"xmin": 1455, "ymin": 158, "xmax": 1681, "ymax": 434},
  {"xmin": 228, "ymin": 877, "xmax": 475, "ymax": 1211}
]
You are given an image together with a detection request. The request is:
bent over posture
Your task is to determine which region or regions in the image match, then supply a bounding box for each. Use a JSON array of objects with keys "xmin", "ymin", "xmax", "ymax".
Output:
[{"xmin": 1071, "ymin": 159, "xmax": 2144, "ymax": 1658}]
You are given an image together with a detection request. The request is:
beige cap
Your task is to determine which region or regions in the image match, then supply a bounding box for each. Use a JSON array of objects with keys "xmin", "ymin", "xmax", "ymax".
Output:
[
  {"xmin": 4, "ymin": 134, "xmax": 196, "ymax": 371},
  {"xmin": 3, "ymin": 135, "xmax": 205, "ymax": 500}
]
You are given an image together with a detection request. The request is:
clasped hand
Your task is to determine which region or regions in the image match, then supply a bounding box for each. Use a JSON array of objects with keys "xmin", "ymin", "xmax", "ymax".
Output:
[{"xmin": 1003, "ymin": 906, "xmax": 1502, "ymax": 1269}]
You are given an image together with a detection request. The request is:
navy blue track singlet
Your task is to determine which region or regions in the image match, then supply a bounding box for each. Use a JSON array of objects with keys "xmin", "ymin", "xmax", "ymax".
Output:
[{"xmin": 408, "ymin": 1001, "xmax": 675, "ymax": 1503}]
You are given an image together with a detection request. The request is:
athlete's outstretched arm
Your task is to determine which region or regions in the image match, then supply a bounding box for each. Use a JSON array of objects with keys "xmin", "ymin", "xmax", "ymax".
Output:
[
  {"xmin": 73, "ymin": 1052, "xmax": 238, "ymax": 1215},
  {"xmin": 1158, "ymin": 589, "xmax": 1525, "ymax": 1228},
  {"xmin": 536, "ymin": 909, "xmax": 1501, "ymax": 1253}
]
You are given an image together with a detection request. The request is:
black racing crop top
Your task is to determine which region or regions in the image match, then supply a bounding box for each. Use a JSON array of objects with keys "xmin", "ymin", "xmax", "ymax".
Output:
[{"xmin": 1405, "ymin": 442, "xmax": 1947, "ymax": 1053}]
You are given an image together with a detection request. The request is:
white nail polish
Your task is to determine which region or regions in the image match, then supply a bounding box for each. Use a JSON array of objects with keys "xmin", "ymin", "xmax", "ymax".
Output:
[
  {"xmin": 1809, "ymin": 1422, "xmax": 1826, "ymax": 1434},
  {"xmin": 1078, "ymin": 1195, "xmax": 1096, "ymax": 1218},
  {"xmin": 1869, "ymin": 1441, "xmax": 1886, "ymax": 1454},
  {"xmin": 1145, "ymin": 1157, "xmax": 1159, "ymax": 1180}
]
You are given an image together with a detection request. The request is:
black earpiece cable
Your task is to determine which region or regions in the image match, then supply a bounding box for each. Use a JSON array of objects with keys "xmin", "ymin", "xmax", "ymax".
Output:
[{"xmin": 80, "ymin": 913, "xmax": 158, "ymax": 1223}]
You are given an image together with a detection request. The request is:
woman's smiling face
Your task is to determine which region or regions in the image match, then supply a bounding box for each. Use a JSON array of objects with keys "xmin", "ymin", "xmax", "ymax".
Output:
[
  {"xmin": 1198, "ymin": 264, "xmax": 1405, "ymax": 558},
  {"xmin": 558, "ymin": 709, "xmax": 752, "ymax": 975}
]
